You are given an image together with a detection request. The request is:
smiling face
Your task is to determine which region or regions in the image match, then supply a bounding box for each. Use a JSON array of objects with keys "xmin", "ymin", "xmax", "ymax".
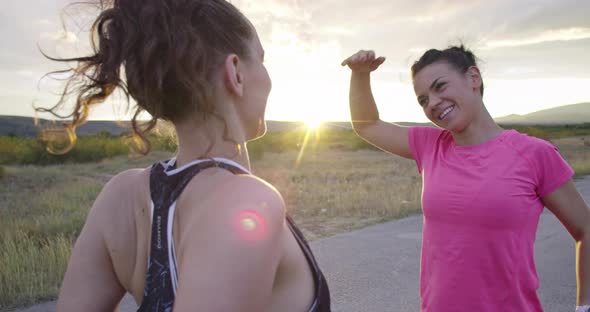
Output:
[{"xmin": 413, "ymin": 61, "xmax": 483, "ymax": 132}]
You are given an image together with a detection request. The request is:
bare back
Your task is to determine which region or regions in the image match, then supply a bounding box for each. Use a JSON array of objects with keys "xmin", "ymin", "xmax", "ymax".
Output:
[{"xmin": 57, "ymin": 160, "xmax": 324, "ymax": 311}]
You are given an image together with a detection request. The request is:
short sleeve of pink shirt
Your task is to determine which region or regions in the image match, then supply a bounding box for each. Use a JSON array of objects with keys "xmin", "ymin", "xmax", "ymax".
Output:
[
  {"xmin": 407, "ymin": 126, "xmax": 574, "ymax": 312},
  {"xmin": 530, "ymin": 138, "xmax": 576, "ymax": 197},
  {"xmin": 408, "ymin": 126, "xmax": 446, "ymax": 174}
]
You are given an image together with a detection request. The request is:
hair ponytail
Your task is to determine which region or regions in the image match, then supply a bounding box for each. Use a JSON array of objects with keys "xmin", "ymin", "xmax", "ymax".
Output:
[{"xmin": 37, "ymin": 0, "xmax": 254, "ymax": 155}]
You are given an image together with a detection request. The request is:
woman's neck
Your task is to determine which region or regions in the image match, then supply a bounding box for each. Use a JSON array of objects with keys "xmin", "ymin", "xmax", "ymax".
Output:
[
  {"xmin": 173, "ymin": 117, "xmax": 251, "ymax": 171},
  {"xmin": 452, "ymin": 106, "xmax": 504, "ymax": 146}
]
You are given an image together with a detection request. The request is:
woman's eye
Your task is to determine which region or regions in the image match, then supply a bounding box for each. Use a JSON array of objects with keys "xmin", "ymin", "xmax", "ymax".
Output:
[{"xmin": 435, "ymin": 82, "xmax": 446, "ymax": 91}]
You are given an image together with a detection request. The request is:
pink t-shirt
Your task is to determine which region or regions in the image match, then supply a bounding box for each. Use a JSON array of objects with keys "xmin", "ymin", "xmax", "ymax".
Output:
[{"xmin": 408, "ymin": 126, "xmax": 574, "ymax": 312}]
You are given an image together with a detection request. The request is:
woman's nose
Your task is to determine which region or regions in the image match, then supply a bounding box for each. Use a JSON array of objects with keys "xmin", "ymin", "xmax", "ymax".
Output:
[{"xmin": 427, "ymin": 93, "xmax": 443, "ymax": 110}]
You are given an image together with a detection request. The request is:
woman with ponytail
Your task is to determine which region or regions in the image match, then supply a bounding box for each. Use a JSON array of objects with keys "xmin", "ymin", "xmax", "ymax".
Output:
[
  {"xmin": 48, "ymin": 1, "xmax": 330, "ymax": 311},
  {"xmin": 341, "ymin": 46, "xmax": 590, "ymax": 311}
]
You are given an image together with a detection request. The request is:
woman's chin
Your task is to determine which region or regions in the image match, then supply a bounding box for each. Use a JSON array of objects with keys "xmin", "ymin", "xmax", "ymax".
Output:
[
  {"xmin": 432, "ymin": 116, "xmax": 464, "ymax": 133},
  {"xmin": 248, "ymin": 119, "xmax": 267, "ymax": 141},
  {"xmin": 431, "ymin": 119, "xmax": 449, "ymax": 130}
]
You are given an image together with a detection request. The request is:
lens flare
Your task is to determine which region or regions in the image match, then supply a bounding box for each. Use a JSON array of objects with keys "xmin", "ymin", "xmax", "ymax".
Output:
[
  {"xmin": 241, "ymin": 217, "xmax": 257, "ymax": 232},
  {"xmin": 235, "ymin": 210, "xmax": 268, "ymax": 241},
  {"xmin": 295, "ymin": 120, "xmax": 322, "ymax": 167},
  {"xmin": 304, "ymin": 118, "xmax": 322, "ymax": 130}
]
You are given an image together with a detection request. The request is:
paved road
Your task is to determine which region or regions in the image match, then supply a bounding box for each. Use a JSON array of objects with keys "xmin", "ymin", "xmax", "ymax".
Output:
[{"xmin": 15, "ymin": 177, "xmax": 589, "ymax": 312}]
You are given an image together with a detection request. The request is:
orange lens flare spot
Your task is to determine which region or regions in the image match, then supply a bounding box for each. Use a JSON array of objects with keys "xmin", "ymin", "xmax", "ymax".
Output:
[{"xmin": 235, "ymin": 210, "xmax": 268, "ymax": 241}]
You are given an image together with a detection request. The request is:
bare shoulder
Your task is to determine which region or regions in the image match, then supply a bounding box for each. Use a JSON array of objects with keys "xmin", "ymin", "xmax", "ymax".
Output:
[
  {"xmin": 230, "ymin": 174, "xmax": 286, "ymax": 223},
  {"xmin": 220, "ymin": 174, "xmax": 286, "ymax": 214},
  {"xmin": 178, "ymin": 171, "xmax": 286, "ymax": 248},
  {"xmin": 101, "ymin": 168, "xmax": 148, "ymax": 197},
  {"xmin": 183, "ymin": 167, "xmax": 284, "ymax": 211},
  {"xmin": 92, "ymin": 168, "xmax": 149, "ymax": 209},
  {"xmin": 189, "ymin": 171, "xmax": 284, "ymax": 222},
  {"xmin": 173, "ymin": 172, "xmax": 288, "ymax": 311},
  {"xmin": 85, "ymin": 167, "xmax": 150, "ymax": 234}
]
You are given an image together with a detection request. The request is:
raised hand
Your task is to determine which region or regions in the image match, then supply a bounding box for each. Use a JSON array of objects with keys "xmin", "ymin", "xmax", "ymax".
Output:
[{"xmin": 341, "ymin": 50, "xmax": 386, "ymax": 73}]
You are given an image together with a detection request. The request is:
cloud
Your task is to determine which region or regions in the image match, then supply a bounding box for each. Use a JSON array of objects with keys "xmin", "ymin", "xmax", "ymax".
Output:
[
  {"xmin": 16, "ymin": 70, "xmax": 35, "ymax": 78},
  {"xmin": 481, "ymin": 38, "xmax": 590, "ymax": 80},
  {"xmin": 484, "ymin": 27, "xmax": 590, "ymax": 48},
  {"xmin": 34, "ymin": 19, "xmax": 55, "ymax": 27},
  {"xmin": 1, "ymin": 0, "xmax": 589, "ymax": 121}
]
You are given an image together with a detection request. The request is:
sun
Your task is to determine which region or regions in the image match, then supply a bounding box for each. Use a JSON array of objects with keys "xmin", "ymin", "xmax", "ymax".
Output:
[
  {"xmin": 304, "ymin": 117, "xmax": 323, "ymax": 130},
  {"xmin": 295, "ymin": 116, "xmax": 326, "ymax": 167}
]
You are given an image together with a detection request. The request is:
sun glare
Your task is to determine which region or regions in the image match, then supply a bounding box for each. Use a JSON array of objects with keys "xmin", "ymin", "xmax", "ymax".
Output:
[
  {"xmin": 295, "ymin": 117, "xmax": 325, "ymax": 167},
  {"xmin": 304, "ymin": 118, "xmax": 323, "ymax": 130}
]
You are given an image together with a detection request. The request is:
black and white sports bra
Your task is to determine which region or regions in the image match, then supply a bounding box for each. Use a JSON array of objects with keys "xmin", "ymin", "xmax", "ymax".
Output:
[{"xmin": 136, "ymin": 157, "xmax": 331, "ymax": 312}]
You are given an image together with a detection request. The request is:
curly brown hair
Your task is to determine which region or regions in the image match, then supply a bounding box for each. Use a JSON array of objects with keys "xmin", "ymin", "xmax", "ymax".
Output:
[{"xmin": 37, "ymin": 0, "xmax": 254, "ymax": 154}]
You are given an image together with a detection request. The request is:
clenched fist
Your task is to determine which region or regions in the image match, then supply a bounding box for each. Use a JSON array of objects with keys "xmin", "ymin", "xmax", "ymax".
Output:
[{"xmin": 341, "ymin": 50, "xmax": 386, "ymax": 73}]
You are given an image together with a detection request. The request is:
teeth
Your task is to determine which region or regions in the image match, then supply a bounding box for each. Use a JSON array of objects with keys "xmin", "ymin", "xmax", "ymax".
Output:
[{"xmin": 439, "ymin": 106, "xmax": 454, "ymax": 120}]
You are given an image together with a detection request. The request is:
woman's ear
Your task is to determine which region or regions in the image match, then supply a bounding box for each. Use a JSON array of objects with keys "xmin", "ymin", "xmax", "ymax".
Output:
[
  {"xmin": 466, "ymin": 66, "xmax": 482, "ymax": 93},
  {"xmin": 223, "ymin": 54, "xmax": 244, "ymax": 97}
]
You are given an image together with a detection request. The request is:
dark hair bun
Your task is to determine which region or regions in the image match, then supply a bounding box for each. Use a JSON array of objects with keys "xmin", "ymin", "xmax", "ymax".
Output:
[{"xmin": 411, "ymin": 44, "xmax": 484, "ymax": 96}]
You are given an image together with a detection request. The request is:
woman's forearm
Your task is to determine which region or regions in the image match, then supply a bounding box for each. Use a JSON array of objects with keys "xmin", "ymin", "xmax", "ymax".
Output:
[
  {"xmin": 349, "ymin": 71, "xmax": 379, "ymax": 130},
  {"xmin": 578, "ymin": 234, "xmax": 590, "ymax": 305}
]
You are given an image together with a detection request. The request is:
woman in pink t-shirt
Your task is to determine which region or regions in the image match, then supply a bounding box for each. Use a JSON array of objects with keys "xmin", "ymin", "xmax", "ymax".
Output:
[{"xmin": 341, "ymin": 46, "xmax": 590, "ymax": 312}]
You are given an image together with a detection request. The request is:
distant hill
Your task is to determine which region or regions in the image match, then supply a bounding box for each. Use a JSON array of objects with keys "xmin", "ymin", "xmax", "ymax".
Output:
[
  {"xmin": 0, "ymin": 117, "xmax": 334, "ymax": 137},
  {"xmin": 495, "ymin": 102, "xmax": 590, "ymax": 125},
  {"xmin": 3, "ymin": 103, "xmax": 589, "ymax": 138},
  {"xmin": 0, "ymin": 116, "xmax": 131, "ymax": 138}
]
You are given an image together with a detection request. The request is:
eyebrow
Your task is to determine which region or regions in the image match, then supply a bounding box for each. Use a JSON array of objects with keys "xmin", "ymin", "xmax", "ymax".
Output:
[
  {"xmin": 429, "ymin": 76, "xmax": 444, "ymax": 90},
  {"xmin": 417, "ymin": 76, "xmax": 444, "ymax": 101}
]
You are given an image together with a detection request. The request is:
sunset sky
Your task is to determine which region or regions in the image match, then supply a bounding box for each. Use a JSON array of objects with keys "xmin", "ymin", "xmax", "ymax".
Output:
[{"xmin": 1, "ymin": 0, "xmax": 589, "ymax": 123}]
